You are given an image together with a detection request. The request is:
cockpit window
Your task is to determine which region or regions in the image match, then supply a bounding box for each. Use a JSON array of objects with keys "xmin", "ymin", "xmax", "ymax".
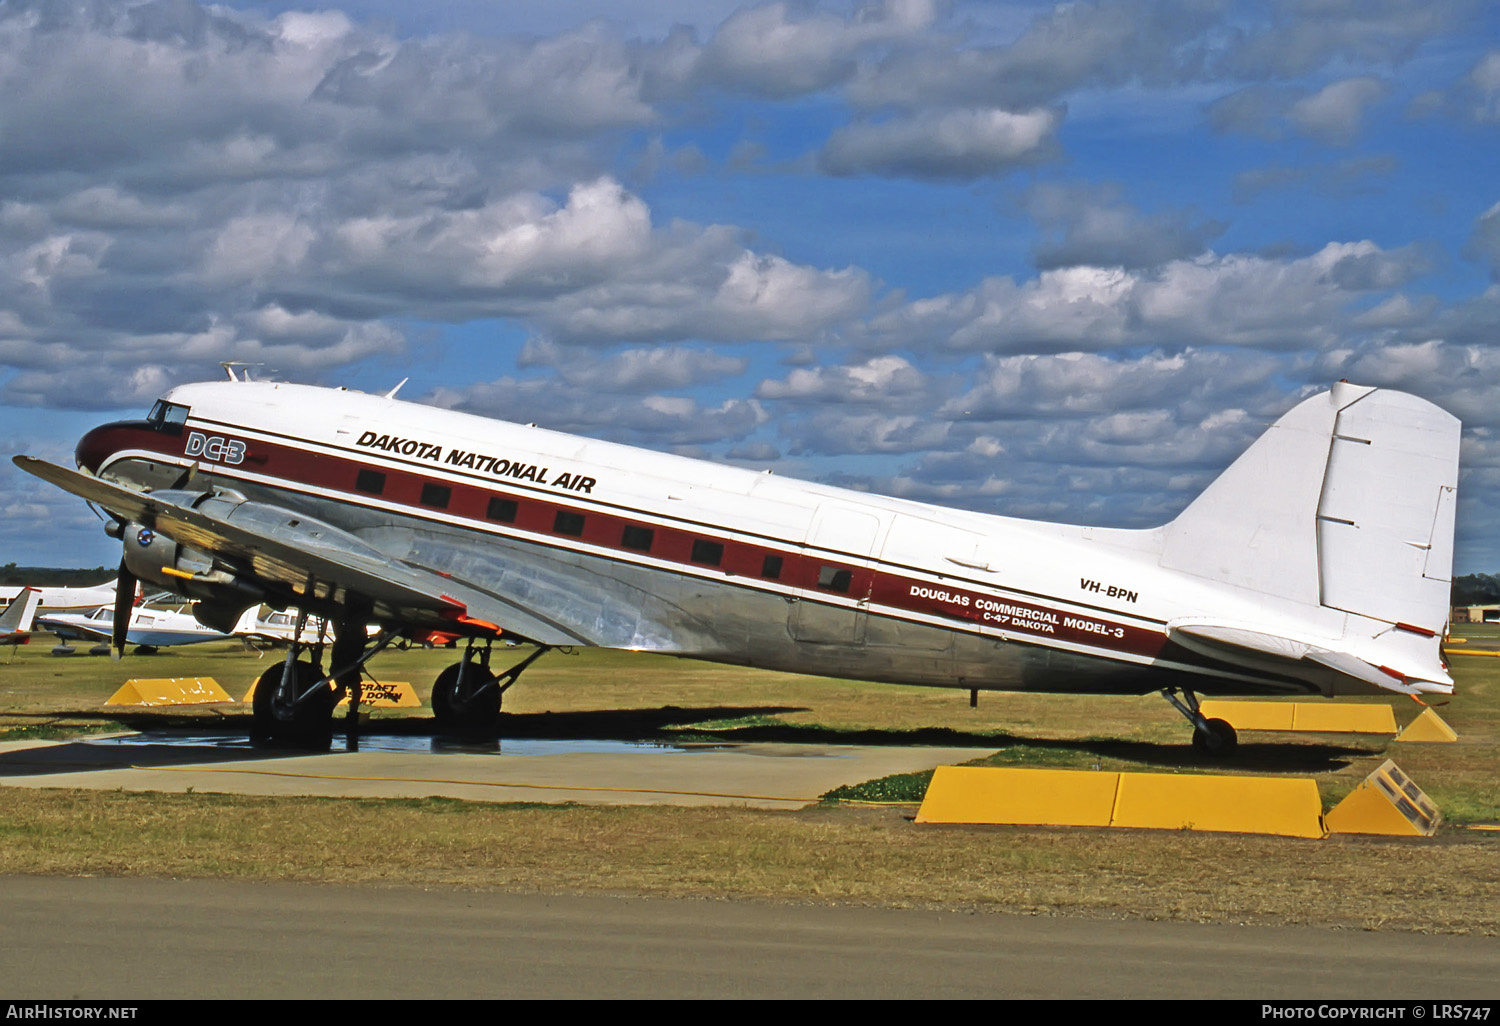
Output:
[{"xmin": 147, "ymin": 400, "xmax": 190, "ymax": 434}]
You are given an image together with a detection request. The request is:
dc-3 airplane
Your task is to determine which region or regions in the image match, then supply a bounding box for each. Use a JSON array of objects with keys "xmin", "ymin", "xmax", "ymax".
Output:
[{"xmin": 14, "ymin": 373, "xmax": 1459, "ymax": 752}]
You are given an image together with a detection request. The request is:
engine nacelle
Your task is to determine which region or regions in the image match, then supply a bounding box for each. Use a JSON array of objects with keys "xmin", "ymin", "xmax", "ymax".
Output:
[
  {"xmin": 106, "ymin": 488, "xmax": 267, "ymax": 630},
  {"xmin": 113, "ymin": 519, "xmax": 211, "ymax": 591}
]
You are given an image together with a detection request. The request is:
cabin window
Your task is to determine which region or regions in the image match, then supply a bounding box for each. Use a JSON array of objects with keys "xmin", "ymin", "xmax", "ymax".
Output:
[
  {"xmin": 761, "ymin": 555, "xmax": 783, "ymax": 580},
  {"xmin": 487, "ymin": 497, "xmax": 518, "ymax": 523},
  {"xmin": 146, "ymin": 400, "xmax": 189, "ymax": 435},
  {"xmin": 355, "ymin": 469, "xmax": 386, "ymax": 495},
  {"xmin": 691, "ymin": 539, "xmax": 724, "ymax": 566},
  {"xmin": 622, "ymin": 525, "xmax": 654, "ymax": 551},
  {"xmin": 817, "ymin": 566, "xmax": 852, "ymax": 593},
  {"xmin": 420, "ymin": 483, "xmax": 451, "ymax": 509},
  {"xmin": 554, "ymin": 510, "xmax": 585, "ymax": 536}
]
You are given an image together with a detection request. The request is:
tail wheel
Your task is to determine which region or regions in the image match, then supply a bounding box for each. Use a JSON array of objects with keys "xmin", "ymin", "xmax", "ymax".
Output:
[
  {"xmin": 252, "ymin": 661, "xmax": 338, "ymax": 745},
  {"xmin": 1191, "ymin": 717, "xmax": 1238, "ymax": 757},
  {"xmin": 431, "ymin": 662, "xmax": 501, "ymax": 730}
]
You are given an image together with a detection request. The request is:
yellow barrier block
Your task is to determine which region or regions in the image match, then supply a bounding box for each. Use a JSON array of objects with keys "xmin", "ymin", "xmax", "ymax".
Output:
[
  {"xmin": 1198, "ymin": 701, "xmax": 1293, "ymax": 731},
  {"xmin": 1291, "ymin": 703, "xmax": 1396, "ymax": 733},
  {"xmin": 1112, "ymin": 773, "xmax": 1325, "ymax": 838},
  {"xmin": 1325, "ymin": 760, "xmax": 1441, "ymax": 836},
  {"xmin": 335, "ymin": 681, "xmax": 420, "ymax": 709},
  {"xmin": 107, "ymin": 677, "xmax": 233, "ymax": 706},
  {"xmin": 1198, "ymin": 700, "xmax": 1395, "ymax": 734},
  {"xmin": 916, "ymin": 766, "xmax": 1324, "ymax": 837},
  {"xmin": 915, "ymin": 766, "xmax": 1118, "ymax": 826},
  {"xmin": 1395, "ymin": 707, "xmax": 1458, "ymax": 743},
  {"xmin": 242, "ymin": 679, "xmax": 420, "ymax": 708}
]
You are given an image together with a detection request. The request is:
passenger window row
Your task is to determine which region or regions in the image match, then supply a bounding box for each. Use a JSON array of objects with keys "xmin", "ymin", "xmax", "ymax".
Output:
[{"xmin": 351, "ymin": 465, "xmax": 852, "ymax": 591}]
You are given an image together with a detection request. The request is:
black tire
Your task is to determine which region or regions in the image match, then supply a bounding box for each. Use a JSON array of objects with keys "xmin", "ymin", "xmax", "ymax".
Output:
[
  {"xmin": 431, "ymin": 662, "xmax": 501, "ymax": 730},
  {"xmin": 252, "ymin": 661, "xmax": 338, "ymax": 745},
  {"xmin": 1191, "ymin": 717, "xmax": 1238, "ymax": 756}
]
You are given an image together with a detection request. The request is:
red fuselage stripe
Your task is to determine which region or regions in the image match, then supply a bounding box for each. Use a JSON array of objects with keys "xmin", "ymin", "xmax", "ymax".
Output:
[{"xmin": 88, "ymin": 421, "xmax": 1170, "ymax": 660}]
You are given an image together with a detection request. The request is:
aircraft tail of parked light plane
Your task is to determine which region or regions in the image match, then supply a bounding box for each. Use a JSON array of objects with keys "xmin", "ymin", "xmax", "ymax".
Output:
[
  {"xmin": 13, "ymin": 373, "xmax": 1459, "ymax": 752},
  {"xmin": 0, "ymin": 586, "xmax": 42, "ymax": 647}
]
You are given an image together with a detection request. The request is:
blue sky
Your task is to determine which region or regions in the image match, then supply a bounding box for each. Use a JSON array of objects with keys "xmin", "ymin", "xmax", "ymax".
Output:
[{"xmin": 2, "ymin": 0, "xmax": 1500, "ymax": 573}]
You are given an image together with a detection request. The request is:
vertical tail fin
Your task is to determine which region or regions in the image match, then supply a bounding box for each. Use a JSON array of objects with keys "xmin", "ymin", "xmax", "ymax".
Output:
[
  {"xmin": 0, "ymin": 587, "xmax": 42, "ymax": 633},
  {"xmin": 1160, "ymin": 383, "xmax": 1459, "ymax": 633}
]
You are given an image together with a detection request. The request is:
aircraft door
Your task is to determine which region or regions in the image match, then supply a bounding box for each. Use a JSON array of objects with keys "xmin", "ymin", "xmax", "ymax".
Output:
[{"xmin": 789, "ymin": 504, "xmax": 882, "ymax": 645}]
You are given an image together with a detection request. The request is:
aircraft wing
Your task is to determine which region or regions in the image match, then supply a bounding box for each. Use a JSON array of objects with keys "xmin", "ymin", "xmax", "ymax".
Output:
[
  {"xmin": 35, "ymin": 612, "xmax": 110, "ymax": 643},
  {"xmin": 14, "ymin": 457, "xmax": 590, "ymax": 647}
]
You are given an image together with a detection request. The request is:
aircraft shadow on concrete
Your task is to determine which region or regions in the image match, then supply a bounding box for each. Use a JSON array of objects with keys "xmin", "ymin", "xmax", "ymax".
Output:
[{"xmin": 0, "ymin": 705, "xmax": 1377, "ymax": 776}]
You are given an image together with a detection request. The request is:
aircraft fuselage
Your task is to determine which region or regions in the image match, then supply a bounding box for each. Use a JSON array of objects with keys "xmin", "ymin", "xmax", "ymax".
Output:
[{"xmin": 68, "ymin": 380, "xmax": 1425, "ymax": 700}]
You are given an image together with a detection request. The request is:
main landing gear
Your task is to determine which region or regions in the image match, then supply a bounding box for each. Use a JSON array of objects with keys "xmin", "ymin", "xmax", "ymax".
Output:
[
  {"xmin": 1160, "ymin": 687, "xmax": 1238, "ymax": 757},
  {"xmin": 431, "ymin": 640, "xmax": 549, "ymax": 731},
  {"xmin": 251, "ymin": 612, "xmax": 399, "ymax": 746}
]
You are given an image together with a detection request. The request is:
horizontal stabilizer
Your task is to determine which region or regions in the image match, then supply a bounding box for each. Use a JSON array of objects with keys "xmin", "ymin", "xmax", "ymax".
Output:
[
  {"xmin": 1168, "ymin": 619, "xmax": 1453, "ymax": 697},
  {"xmin": 1170, "ymin": 621, "xmax": 1317, "ymax": 662}
]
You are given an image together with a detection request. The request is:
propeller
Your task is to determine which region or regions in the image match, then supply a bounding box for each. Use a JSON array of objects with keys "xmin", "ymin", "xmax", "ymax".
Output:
[
  {"xmin": 111, "ymin": 557, "xmax": 138, "ymax": 661},
  {"xmin": 166, "ymin": 462, "xmax": 198, "ymax": 491}
]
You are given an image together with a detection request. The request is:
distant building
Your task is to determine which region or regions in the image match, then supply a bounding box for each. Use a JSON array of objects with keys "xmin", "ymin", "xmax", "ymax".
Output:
[{"xmin": 1452, "ymin": 605, "xmax": 1500, "ymax": 624}]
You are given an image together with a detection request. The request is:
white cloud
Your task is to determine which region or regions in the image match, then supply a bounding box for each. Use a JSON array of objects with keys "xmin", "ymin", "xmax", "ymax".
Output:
[
  {"xmin": 518, "ymin": 339, "xmax": 748, "ymax": 391},
  {"xmin": 1463, "ymin": 50, "xmax": 1500, "ymax": 121},
  {"xmin": 427, "ymin": 377, "xmax": 768, "ymax": 448},
  {"xmin": 700, "ymin": 0, "xmax": 940, "ymax": 97},
  {"xmin": 1025, "ymin": 182, "xmax": 1227, "ymax": 270},
  {"xmin": 865, "ymin": 241, "xmax": 1427, "ymax": 354},
  {"xmin": 1287, "ymin": 76, "xmax": 1388, "ymax": 145},
  {"xmin": 756, "ymin": 355, "xmax": 928, "ymax": 402},
  {"xmin": 1464, "ymin": 201, "xmax": 1500, "ymax": 280},
  {"xmin": 819, "ymin": 107, "xmax": 1060, "ymax": 179}
]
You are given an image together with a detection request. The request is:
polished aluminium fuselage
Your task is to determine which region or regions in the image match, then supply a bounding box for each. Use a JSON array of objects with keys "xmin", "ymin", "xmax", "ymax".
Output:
[{"xmin": 76, "ymin": 381, "xmax": 1374, "ymax": 699}]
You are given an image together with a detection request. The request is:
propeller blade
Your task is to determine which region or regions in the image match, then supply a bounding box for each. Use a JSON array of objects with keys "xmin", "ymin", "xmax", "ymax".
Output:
[
  {"xmin": 112, "ymin": 559, "xmax": 137, "ymax": 660},
  {"xmin": 166, "ymin": 462, "xmax": 198, "ymax": 490}
]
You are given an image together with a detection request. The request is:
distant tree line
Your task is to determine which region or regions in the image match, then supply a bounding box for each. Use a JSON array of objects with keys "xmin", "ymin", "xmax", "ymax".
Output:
[
  {"xmin": 1452, "ymin": 574, "xmax": 1500, "ymax": 606},
  {"xmin": 0, "ymin": 564, "xmax": 113, "ymax": 587}
]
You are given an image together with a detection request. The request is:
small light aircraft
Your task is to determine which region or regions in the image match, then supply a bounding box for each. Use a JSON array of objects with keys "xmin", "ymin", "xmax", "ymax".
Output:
[
  {"xmin": 15, "ymin": 373, "xmax": 1459, "ymax": 750},
  {"xmin": 38, "ymin": 595, "xmax": 256, "ymax": 655},
  {"xmin": 0, "ymin": 579, "xmax": 121, "ymax": 613},
  {"xmin": 0, "ymin": 586, "xmax": 42, "ymax": 649},
  {"xmin": 237, "ymin": 608, "xmax": 382, "ymax": 649}
]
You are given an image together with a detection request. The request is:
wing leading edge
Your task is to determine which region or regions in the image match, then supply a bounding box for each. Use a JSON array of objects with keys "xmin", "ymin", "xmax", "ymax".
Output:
[{"xmin": 13, "ymin": 456, "xmax": 590, "ymax": 647}]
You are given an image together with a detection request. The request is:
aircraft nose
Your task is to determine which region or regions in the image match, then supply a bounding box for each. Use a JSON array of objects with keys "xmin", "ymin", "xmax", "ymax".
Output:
[{"xmin": 75, "ymin": 423, "xmax": 114, "ymax": 474}]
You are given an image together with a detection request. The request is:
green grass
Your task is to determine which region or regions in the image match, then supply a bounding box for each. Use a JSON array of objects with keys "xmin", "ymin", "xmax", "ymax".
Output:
[
  {"xmin": 821, "ymin": 769, "xmax": 935, "ymax": 803},
  {"xmin": 1, "ymin": 629, "xmax": 1498, "ymax": 932}
]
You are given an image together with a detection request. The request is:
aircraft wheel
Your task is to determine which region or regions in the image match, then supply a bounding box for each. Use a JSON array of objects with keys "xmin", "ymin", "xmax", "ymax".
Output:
[
  {"xmin": 1191, "ymin": 717, "xmax": 1238, "ymax": 757},
  {"xmin": 431, "ymin": 662, "xmax": 501, "ymax": 730},
  {"xmin": 252, "ymin": 661, "xmax": 338, "ymax": 746}
]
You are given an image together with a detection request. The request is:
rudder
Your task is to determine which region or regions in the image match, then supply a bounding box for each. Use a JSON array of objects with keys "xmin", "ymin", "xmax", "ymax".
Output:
[{"xmin": 1159, "ymin": 382, "xmax": 1459, "ymax": 633}]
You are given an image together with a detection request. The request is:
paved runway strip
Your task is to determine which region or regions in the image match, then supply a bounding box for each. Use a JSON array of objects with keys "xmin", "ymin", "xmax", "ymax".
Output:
[{"xmin": 2, "ymin": 877, "xmax": 1496, "ymax": 999}]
